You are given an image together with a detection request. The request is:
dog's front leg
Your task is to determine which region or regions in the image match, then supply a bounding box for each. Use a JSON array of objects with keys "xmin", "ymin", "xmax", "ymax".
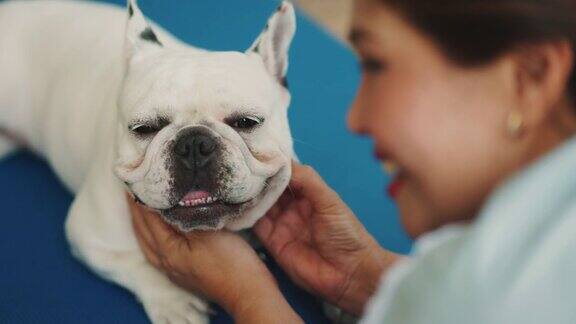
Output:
[{"xmin": 65, "ymin": 163, "xmax": 209, "ymax": 324}]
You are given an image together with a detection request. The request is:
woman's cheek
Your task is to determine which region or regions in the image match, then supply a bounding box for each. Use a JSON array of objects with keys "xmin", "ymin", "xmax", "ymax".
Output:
[{"xmin": 389, "ymin": 100, "xmax": 470, "ymax": 233}]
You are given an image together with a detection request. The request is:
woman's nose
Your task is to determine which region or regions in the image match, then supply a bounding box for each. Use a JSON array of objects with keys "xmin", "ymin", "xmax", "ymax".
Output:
[{"xmin": 347, "ymin": 89, "xmax": 368, "ymax": 135}]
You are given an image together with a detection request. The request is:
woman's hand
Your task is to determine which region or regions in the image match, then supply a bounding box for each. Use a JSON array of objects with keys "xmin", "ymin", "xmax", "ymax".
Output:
[
  {"xmin": 128, "ymin": 195, "xmax": 303, "ymax": 323},
  {"xmin": 254, "ymin": 163, "xmax": 401, "ymax": 315}
]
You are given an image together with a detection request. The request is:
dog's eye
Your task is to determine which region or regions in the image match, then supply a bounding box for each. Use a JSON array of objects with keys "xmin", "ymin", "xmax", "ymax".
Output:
[
  {"xmin": 130, "ymin": 124, "xmax": 160, "ymax": 135},
  {"xmin": 230, "ymin": 116, "xmax": 263, "ymax": 130},
  {"xmin": 129, "ymin": 117, "xmax": 170, "ymax": 137}
]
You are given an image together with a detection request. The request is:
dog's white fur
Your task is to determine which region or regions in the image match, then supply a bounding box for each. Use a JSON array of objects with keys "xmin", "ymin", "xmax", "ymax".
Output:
[{"xmin": 0, "ymin": 0, "xmax": 296, "ymax": 322}]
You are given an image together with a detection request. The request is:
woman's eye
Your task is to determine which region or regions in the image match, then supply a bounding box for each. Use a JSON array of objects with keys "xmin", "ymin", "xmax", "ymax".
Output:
[
  {"xmin": 230, "ymin": 117, "xmax": 262, "ymax": 130},
  {"xmin": 360, "ymin": 59, "xmax": 386, "ymax": 73}
]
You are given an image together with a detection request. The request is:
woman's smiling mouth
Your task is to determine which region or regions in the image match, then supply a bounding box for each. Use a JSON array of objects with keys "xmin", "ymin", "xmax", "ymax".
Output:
[{"xmin": 380, "ymin": 160, "xmax": 406, "ymax": 198}]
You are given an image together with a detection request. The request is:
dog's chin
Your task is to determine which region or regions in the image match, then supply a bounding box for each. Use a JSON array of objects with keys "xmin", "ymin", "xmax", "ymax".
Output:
[
  {"xmin": 159, "ymin": 200, "xmax": 246, "ymax": 232},
  {"xmin": 146, "ymin": 169, "xmax": 284, "ymax": 232},
  {"xmin": 158, "ymin": 183, "xmax": 271, "ymax": 232}
]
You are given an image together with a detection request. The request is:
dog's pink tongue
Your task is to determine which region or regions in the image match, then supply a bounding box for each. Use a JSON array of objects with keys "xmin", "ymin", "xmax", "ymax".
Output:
[{"xmin": 182, "ymin": 190, "xmax": 211, "ymax": 201}]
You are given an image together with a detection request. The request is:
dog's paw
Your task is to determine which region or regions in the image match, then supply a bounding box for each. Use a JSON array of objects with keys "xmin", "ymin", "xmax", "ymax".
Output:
[{"xmin": 142, "ymin": 293, "xmax": 210, "ymax": 324}]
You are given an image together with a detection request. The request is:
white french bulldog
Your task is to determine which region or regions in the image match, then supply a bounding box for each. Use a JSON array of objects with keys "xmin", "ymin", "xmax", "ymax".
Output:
[{"xmin": 0, "ymin": 0, "xmax": 296, "ymax": 322}]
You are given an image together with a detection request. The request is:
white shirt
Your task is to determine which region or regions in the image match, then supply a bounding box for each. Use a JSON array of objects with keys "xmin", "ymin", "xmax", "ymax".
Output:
[{"xmin": 362, "ymin": 136, "xmax": 576, "ymax": 324}]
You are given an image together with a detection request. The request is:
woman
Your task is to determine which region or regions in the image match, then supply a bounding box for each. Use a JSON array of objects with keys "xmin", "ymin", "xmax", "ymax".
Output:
[{"xmin": 129, "ymin": 0, "xmax": 576, "ymax": 322}]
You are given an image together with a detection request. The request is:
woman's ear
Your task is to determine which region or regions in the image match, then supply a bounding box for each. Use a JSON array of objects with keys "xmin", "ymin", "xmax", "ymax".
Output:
[{"xmin": 512, "ymin": 40, "xmax": 574, "ymax": 129}]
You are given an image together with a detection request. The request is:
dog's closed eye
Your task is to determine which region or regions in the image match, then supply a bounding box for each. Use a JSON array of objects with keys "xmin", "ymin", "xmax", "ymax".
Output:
[
  {"xmin": 131, "ymin": 124, "xmax": 160, "ymax": 135},
  {"xmin": 226, "ymin": 116, "xmax": 264, "ymax": 130},
  {"xmin": 129, "ymin": 117, "xmax": 170, "ymax": 137}
]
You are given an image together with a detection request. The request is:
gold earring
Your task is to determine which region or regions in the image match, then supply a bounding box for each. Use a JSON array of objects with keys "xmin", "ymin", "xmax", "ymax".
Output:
[{"xmin": 507, "ymin": 110, "xmax": 524, "ymax": 138}]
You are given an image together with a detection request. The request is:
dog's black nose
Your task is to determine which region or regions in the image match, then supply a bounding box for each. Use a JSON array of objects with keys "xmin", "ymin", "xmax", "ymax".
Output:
[{"xmin": 174, "ymin": 131, "xmax": 217, "ymax": 169}]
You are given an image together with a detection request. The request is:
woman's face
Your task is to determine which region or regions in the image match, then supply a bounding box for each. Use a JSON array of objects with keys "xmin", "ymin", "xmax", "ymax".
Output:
[{"xmin": 348, "ymin": 0, "xmax": 533, "ymax": 237}]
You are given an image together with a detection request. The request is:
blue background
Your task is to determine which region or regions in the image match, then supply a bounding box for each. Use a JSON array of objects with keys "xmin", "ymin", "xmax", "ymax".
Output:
[{"xmin": 0, "ymin": 0, "xmax": 412, "ymax": 322}]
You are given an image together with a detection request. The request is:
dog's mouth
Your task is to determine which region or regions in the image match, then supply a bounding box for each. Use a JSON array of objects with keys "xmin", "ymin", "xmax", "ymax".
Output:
[
  {"xmin": 154, "ymin": 169, "xmax": 280, "ymax": 232},
  {"xmin": 158, "ymin": 188, "xmax": 258, "ymax": 232},
  {"xmin": 172, "ymin": 189, "xmax": 256, "ymax": 210},
  {"xmin": 165, "ymin": 189, "xmax": 252, "ymax": 214},
  {"xmin": 176, "ymin": 190, "xmax": 224, "ymax": 208}
]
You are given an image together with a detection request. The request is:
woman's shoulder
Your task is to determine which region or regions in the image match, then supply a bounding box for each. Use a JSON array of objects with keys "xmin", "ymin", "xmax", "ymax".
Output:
[
  {"xmin": 470, "ymin": 135, "xmax": 576, "ymax": 266},
  {"xmin": 361, "ymin": 137, "xmax": 576, "ymax": 324},
  {"xmin": 455, "ymin": 135, "xmax": 576, "ymax": 292}
]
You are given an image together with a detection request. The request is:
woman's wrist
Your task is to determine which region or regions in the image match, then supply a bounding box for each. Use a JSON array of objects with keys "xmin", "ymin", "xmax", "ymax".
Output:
[
  {"xmin": 221, "ymin": 275, "xmax": 303, "ymax": 323},
  {"xmin": 337, "ymin": 244, "xmax": 402, "ymax": 315}
]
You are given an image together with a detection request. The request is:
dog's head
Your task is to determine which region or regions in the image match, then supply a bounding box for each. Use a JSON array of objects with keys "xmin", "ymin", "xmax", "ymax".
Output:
[{"xmin": 114, "ymin": 0, "xmax": 296, "ymax": 232}]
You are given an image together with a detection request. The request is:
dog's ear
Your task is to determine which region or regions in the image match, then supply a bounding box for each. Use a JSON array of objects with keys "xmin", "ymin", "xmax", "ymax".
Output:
[
  {"xmin": 124, "ymin": 0, "xmax": 162, "ymax": 60},
  {"xmin": 247, "ymin": 1, "xmax": 296, "ymax": 88}
]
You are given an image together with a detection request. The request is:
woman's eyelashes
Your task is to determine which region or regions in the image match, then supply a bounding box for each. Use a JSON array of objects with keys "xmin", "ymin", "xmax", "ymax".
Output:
[{"xmin": 360, "ymin": 57, "xmax": 388, "ymax": 73}]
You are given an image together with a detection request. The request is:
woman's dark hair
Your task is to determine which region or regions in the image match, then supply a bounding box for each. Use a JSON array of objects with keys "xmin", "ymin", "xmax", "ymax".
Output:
[{"xmin": 380, "ymin": 0, "xmax": 576, "ymax": 108}]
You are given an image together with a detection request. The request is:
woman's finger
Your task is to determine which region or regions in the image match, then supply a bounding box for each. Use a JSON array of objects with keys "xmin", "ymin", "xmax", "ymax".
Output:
[
  {"xmin": 254, "ymin": 215, "xmax": 274, "ymax": 243},
  {"xmin": 128, "ymin": 195, "xmax": 158, "ymax": 247},
  {"xmin": 125, "ymin": 192, "xmax": 182, "ymax": 259},
  {"xmin": 290, "ymin": 162, "xmax": 341, "ymax": 212},
  {"xmin": 130, "ymin": 202, "xmax": 163, "ymax": 268},
  {"xmin": 138, "ymin": 205, "xmax": 183, "ymax": 254}
]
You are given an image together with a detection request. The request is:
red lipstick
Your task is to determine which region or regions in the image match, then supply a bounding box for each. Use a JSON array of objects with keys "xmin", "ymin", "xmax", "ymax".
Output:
[
  {"xmin": 374, "ymin": 150, "xmax": 385, "ymax": 160},
  {"xmin": 387, "ymin": 177, "xmax": 404, "ymax": 198}
]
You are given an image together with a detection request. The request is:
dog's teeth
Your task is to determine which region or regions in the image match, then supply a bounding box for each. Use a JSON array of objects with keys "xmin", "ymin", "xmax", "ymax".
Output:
[{"xmin": 179, "ymin": 195, "xmax": 219, "ymax": 207}]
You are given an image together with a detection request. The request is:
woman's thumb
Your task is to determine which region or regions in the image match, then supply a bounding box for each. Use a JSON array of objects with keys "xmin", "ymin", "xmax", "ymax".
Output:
[{"xmin": 290, "ymin": 162, "xmax": 343, "ymax": 212}]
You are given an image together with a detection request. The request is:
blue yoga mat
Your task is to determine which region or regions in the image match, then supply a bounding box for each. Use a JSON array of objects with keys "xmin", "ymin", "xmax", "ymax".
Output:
[{"xmin": 0, "ymin": 0, "xmax": 412, "ymax": 323}]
